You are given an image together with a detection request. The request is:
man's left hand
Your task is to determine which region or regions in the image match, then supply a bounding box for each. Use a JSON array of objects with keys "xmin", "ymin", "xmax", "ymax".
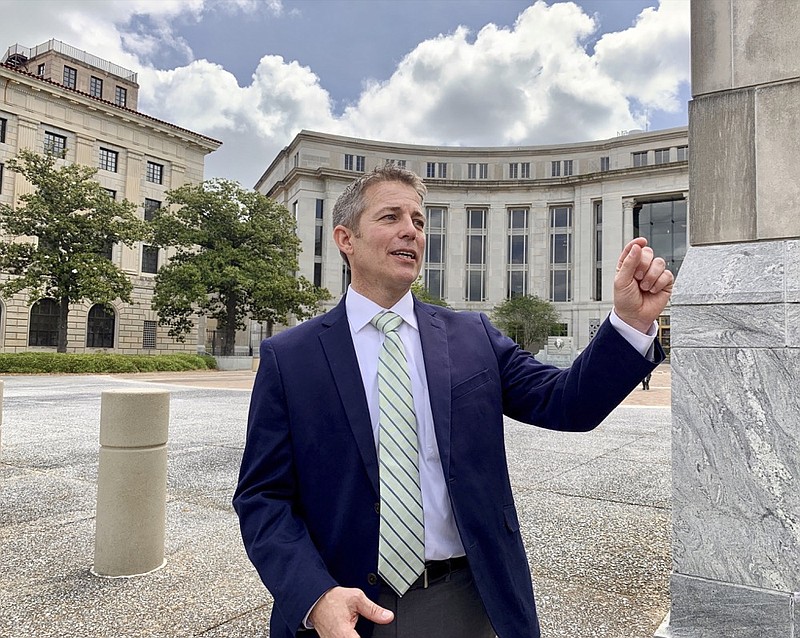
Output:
[{"xmin": 613, "ymin": 237, "xmax": 674, "ymax": 333}]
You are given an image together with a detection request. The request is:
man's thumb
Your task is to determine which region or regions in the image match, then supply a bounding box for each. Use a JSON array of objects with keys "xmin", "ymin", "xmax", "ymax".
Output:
[{"xmin": 356, "ymin": 596, "xmax": 394, "ymax": 625}]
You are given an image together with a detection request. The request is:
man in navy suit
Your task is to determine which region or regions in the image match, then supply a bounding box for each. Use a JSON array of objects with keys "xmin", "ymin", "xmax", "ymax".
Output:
[{"xmin": 233, "ymin": 165, "xmax": 673, "ymax": 638}]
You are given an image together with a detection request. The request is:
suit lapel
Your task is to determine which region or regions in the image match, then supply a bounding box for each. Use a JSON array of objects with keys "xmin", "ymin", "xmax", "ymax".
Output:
[
  {"xmin": 319, "ymin": 298, "xmax": 379, "ymax": 495},
  {"xmin": 415, "ymin": 300, "xmax": 453, "ymax": 479}
]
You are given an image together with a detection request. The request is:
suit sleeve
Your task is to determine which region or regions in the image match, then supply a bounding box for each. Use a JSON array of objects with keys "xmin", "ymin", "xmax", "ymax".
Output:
[
  {"xmin": 484, "ymin": 314, "xmax": 663, "ymax": 431},
  {"xmin": 233, "ymin": 339, "xmax": 338, "ymax": 633}
]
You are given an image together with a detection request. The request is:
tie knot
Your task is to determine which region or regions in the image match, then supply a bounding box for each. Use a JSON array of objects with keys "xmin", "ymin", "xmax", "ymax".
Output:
[{"xmin": 371, "ymin": 311, "xmax": 403, "ymax": 334}]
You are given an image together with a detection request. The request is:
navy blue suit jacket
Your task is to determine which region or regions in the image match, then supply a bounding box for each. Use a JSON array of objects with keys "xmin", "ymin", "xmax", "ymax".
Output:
[{"xmin": 233, "ymin": 296, "xmax": 660, "ymax": 638}]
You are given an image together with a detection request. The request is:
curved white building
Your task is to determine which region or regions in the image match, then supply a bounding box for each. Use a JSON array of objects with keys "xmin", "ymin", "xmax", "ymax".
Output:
[{"xmin": 256, "ymin": 128, "xmax": 688, "ymax": 351}]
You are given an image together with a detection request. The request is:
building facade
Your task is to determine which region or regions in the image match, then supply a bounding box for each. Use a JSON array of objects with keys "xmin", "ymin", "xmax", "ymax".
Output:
[
  {"xmin": 0, "ymin": 40, "xmax": 220, "ymax": 354},
  {"xmin": 256, "ymin": 128, "xmax": 688, "ymax": 352}
]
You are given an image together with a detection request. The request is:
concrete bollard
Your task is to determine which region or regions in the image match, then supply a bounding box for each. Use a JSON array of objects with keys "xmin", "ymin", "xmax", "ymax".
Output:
[{"xmin": 92, "ymin": 389, "xmax": 169, "ymax": 577}]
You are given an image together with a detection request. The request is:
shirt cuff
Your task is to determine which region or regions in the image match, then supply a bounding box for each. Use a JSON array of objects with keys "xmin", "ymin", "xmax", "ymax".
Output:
[
  {"xmin": 609, "ymin": 309, "xmax": 657, "ymax": 360},
  {"xmin": 302, "ymin": 589, "xmax": 332, "ymax": 630}
]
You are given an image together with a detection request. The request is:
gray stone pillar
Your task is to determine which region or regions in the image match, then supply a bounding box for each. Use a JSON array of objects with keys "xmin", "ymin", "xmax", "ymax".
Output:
[
  {"xmin": 657, "ymin": 1, "xmax": 800, "ymax": 636},
  {"xmin": 92, "ymin": 389, "xmax": 169, "ymax": 577}
]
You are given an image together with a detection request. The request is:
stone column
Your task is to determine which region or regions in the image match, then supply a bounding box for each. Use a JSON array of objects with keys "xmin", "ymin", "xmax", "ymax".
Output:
[
  {"xmin": 92, "ymin": 389, "xmax": 169, "ymax": 577},
  {"xmin": 657, "ymin": 1, "xmax": 800, "ymax": 636},
  {"xmin": 621, "ymin": 198, "xmax": 635, "ymax": 244}
]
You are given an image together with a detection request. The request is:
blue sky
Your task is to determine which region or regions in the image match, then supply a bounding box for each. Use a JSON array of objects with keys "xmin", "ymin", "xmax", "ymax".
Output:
[{"xmin": 1, "ymin": 0, "xmax": 690, "ymax": 187}]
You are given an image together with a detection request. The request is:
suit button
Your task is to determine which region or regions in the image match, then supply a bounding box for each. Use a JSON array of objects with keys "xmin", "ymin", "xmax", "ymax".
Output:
[
  {"xmin": 374, "ymin": 502, "xmax": 380, "ymax": 514},
  {"xmin": 367, "ymin": 573, "xmax": 378, "ymax": 586}
]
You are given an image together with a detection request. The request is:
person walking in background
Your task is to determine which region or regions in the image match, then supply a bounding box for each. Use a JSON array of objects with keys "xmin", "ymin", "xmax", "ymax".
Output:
[
  {"xmin": 642, "ymin": 371, "xmax": 652, "ymax": 390},
  {"xmin": 233, "ymin": 165, "xmax": 674, "ymax": 638}
]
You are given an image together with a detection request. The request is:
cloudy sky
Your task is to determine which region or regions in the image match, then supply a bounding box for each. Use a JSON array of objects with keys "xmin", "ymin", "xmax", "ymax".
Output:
[{"xmin": 0, "ymin": 0, "xmax": 690, "ymax": 188}]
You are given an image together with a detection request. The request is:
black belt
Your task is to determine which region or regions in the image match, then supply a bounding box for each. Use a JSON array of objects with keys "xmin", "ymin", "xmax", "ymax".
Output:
[{"xmin": 409, "ymin": 556, "xmax": 469, "ymax": 590}]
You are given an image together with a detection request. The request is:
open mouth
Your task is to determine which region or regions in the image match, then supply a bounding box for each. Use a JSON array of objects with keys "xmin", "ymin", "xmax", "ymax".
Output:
[{"xmin": 391, "ymin": 250, "xmax": 417, "ymax": 260}]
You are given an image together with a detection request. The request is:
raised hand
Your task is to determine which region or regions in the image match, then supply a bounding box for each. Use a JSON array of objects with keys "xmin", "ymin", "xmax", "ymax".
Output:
[{"xmin": 613, "ymin": 237, "xmax": 674, "ymax": 333}]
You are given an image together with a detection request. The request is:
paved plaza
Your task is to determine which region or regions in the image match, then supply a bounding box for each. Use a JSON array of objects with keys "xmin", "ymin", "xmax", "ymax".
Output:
[{"xmin": 0, "ymin": 365, "xmax": 672, "ymax": 637}]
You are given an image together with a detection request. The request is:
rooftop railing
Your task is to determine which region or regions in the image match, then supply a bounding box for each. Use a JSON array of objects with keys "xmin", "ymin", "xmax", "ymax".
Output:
[{"xmin": 2, "ymin": 39, "xmax": 138, "ymax": 83}]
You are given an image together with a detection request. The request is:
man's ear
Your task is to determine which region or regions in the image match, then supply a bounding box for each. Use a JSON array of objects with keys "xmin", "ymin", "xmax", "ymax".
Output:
[{"xmin": 333, "ymin": 224, "xmax": 355, "ymax": 257}]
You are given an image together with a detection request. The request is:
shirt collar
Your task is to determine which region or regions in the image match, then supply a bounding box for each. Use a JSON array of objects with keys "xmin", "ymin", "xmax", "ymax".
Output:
[{"xmin": 345, "ymin": 285, "xmax": 418, "ymax": 333}]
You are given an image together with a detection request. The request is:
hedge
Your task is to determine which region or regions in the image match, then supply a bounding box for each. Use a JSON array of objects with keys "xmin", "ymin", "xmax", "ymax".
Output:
[{"xmin": 0, "ymin": 353, "xmax": 217, "ymax": 374}]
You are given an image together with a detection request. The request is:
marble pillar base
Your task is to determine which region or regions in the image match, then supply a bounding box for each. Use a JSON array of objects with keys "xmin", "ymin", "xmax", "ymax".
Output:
[{"xmin": 665, "ymin": 240, "xmax": 800, "ymax": 636}]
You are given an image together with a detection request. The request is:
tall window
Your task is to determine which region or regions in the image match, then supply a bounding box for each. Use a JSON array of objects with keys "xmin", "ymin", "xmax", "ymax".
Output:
[
  {"xmin": 563, "ymin": 160, "xmax": 573, "ymax": 176},
  {"xmin": 507, "ymin": 208, "xmax": 529, "ymax": 298},
  {"xmin": 654, "ymin": 148, "xmax": 670, "ymax": 164},
  {"xmin": 341, "ymin": 262, "xmax": 352, "ymax": 294},
  {"xmin": 592, "ymin": 201, "xmax": 603, "ymax": 301},
  {"xmin": 551, "ymin": 160, "xmax": 561, "ymax": 177},
  {"xmin": 426, "ymin": 162, "xmax": 447, "ymax": 178},
  {"xmin": 143, "ymin": 320, "xmax": 157, "ymax": 348},
  {"xmin": 632, "ymin": 151, "xmax": 648, "ymax": 167},
  {"xmin": 467, "ymin": 163, "xmax": 487, "ymax": 179},
  {"xmin": 466, "ymin": 208, "xmax": 487, "ymax": 302},
  {"xmin": 600, "ymin": 156, "xmax": 610, "ymax": 172},
  {"xmin": 87, "ymin": 304, "xmax": 115, "ymax": 348},
  {"xmin": 90, "ymin": 76, "xmax": 103, "ymax": 98},
  {"xmin": 0, "ymin": 163, "xmax": 4, "ymax": 195},
  {"xmin": 677, "ymin": 145, "xmax": 689, "ymax": 162},
  {"xmin": 62, "ymin": 65, "xmax": 77, "ymax": 89},
  {"xmin": 146, "ymin": 161, "xmax": 163, "ymax": 184},
  {"xmin": 37, "ymin": 63, "xmax": 45, "ymax": 76},
  {"xmin": 142, "ymin": 245, "xmax": 159, "ymax": 274},
  {"xmin": 144, "ymin": 198, "xmax": 161, "ymax": 221},
  {"xmin": 29, "ymin": 299, "xmax": 59, "ymax": 347},
  {"xmin": 509, "ymin": 162, "xmax": 530, "ymax": 179},
  {"xmin": 115, "ymin": 86, "xmax": 127, "ymax": 107},
  {"xmin": 0, "ymin": 117, "xmax": 6, "ymax": 144},
  {"xmin": 549, "ymin": 205, "xmax": 573, "ymax": 302},
  {"xmin": 99, "ymin": 147, "xmax": 118, "ymax": 172},
  {"xmin": 344, "ymin": 154, "xmax": 365, "ymax": 171},
  {"xmin": 314, "ymin": 199, "xmax": 324, "ymax": 288},
  {"xmin": 44, "ymin": 131, "xmax": 67, "ymax": 157},
  {"xmin": 424, "ymin": 207, "xmax": 446, "ymax": 300},
  {"xmin": 634, "ymin": 198, "xmax": 687, "ymax": 276}
]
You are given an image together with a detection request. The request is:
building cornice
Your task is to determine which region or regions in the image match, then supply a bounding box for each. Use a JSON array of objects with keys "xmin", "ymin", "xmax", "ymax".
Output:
[
  {"xmin": 0, "ymin": 63, "xmax": 222, "ymax": 152},
  {"xmin": 265, "ymin": 160, "xmax": 689, "ymax": 200}
]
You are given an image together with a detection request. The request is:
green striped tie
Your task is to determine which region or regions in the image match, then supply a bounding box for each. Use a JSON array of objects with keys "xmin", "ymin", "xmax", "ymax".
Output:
[{"xmin": 371, "ymin": 311, "xmax": 425, "ymax": 596}]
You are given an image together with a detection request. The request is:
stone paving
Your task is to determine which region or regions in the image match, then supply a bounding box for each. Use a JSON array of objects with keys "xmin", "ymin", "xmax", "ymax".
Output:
[{"xmin": 0, "ymin": 364, "xmax": 672, "ymax": 637}]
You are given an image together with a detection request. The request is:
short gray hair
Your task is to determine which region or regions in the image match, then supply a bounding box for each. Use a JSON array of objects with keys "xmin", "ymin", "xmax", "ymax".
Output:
[{"xmin": 332, "ymin": 165, "xmax": 427, "ymax": 232}]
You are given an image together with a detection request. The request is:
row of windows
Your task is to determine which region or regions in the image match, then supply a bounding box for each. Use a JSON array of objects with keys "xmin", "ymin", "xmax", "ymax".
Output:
[
  {"xmin": 50, "ymin": 63, "xmax": 127, "ymax": 107},
  {"xmin": 38, "ymin": 130, "xmax": 165, "ymax": 183},
  {"xmin": 99, "ymin": 147, "xmax": 163, "ymax": 184},
  {"xmin": 25, "ymin": 300, "xmax": 156, "ymax": 349},
  {"xmin": 340, "ymin": 145, "xmax": 688, "ymax": 178},
  {"xmin": 323, "ymin": 200, "xmax": 662, "ymax": 304}
]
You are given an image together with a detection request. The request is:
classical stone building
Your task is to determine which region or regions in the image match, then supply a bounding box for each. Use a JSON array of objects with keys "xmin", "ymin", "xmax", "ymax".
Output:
[
  {"xmin": 256, "ymin": 128, "xmax": 688, "ymax": 352},
  {"xmin": 0, "ymin": 40, "xmax": 220, "ymax": 354}
]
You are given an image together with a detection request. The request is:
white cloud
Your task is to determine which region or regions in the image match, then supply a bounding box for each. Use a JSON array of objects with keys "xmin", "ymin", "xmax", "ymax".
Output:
[
  {"xmin": 0, "ymin": 0, "xmax": 689, "ymax": 186},
  {"xmin": 593, "ymin": 0, "xmax": 691, "ymax": 115}
]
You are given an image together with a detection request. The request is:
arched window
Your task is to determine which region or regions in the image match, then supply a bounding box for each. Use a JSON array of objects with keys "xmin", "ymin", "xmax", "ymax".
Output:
[
  {"xmin": 87, "ymin": 304, "xmax": 115, "ymax": 348},
  {"xmin": 29, "ymin": 299, "xmax": 59, "ymax": 347}
]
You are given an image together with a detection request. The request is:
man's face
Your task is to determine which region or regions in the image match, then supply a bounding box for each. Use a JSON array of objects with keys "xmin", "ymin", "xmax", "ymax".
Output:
[{"xmin": 334, "ymin": 180, "xmax": 426, "ymax": 307}]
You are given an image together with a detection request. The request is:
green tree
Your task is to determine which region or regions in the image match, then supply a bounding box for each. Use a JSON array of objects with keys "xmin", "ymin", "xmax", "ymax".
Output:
[
  {"xmin": 0, "ymin": 150, "xmax": 147, "ymax": 352},
  {"xmin": 492, "ymin": 294, "xmax": 561, "ymax": 352},
  {"xmin": 150, "ymin": 179, "xmax": 329, "ymax": 356},
  {"xmin": 411, "ymin": 278, "xmax": 450, "ymax": 307}
]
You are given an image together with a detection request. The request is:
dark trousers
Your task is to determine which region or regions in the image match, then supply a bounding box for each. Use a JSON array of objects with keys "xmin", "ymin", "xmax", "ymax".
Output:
[{"xmin": 371, "ymin": 564, "xmax": 496, "ymax": 638}]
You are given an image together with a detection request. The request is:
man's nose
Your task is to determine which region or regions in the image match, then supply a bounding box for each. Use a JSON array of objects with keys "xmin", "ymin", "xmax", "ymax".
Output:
[{"xmin": 398, "ymin": 214, "xmax": 420, "ymax": 238}]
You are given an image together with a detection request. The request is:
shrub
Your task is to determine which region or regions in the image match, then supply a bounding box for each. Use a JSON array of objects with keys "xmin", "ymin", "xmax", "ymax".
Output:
[{"xmin": 0, "ymin": 353, "xmax": 217, "ymax": 374}]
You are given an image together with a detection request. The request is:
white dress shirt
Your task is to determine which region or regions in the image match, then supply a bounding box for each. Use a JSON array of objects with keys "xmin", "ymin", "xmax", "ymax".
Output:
[{"xmin": 346, "ymin": 286, "xmax": 465, "ymax": 559}]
